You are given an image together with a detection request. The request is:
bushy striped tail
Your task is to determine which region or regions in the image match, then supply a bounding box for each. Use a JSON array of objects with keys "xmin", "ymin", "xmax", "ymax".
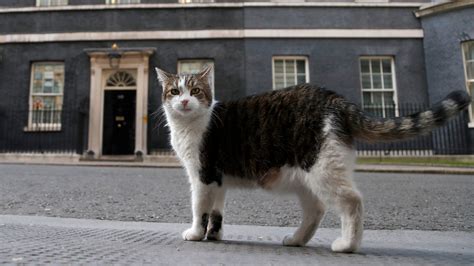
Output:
[{"xmin": 350, "ymin": 90, "xmax": 471, "ymax": 142}]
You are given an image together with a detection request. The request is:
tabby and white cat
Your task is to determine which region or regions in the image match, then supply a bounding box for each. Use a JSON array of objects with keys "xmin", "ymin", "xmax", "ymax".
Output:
[{"xmin": 155, "ymin": 66, "xmax": 470, "ymax": 253}]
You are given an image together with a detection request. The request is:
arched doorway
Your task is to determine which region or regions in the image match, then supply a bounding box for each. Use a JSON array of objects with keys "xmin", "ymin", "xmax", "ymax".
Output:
[{"xmin": 102, "ymin": 71, "xmax": 137, "ymax": 155}]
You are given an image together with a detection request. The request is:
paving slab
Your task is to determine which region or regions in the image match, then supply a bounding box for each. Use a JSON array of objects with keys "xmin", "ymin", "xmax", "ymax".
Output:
[{"xmin": 0, "ymin": 215, "xmax": 472, "ymax": 265}]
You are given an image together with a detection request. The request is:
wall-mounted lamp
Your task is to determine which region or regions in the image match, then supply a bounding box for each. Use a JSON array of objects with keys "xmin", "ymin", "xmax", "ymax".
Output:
[{"xmin": 108, "ymin": 43, "xmax": 121, "ymax": 69}]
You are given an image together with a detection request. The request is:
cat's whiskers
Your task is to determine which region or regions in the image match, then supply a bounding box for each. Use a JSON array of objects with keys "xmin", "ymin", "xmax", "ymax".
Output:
[{"xmin": 151, "ymin": 106, "xmax": 168, "ymax": 131}]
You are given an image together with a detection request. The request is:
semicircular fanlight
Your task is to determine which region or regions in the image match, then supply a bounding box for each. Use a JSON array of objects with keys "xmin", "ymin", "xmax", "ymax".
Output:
[{"xmin": 106, "ymin": 71, "xmax": 136, "ymax": 87}]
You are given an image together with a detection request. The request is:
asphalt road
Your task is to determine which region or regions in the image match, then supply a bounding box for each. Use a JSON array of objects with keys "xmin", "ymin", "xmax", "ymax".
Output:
[{"xmin": 0, "ymin": 164, "xmax": 472, "ymax": 231}]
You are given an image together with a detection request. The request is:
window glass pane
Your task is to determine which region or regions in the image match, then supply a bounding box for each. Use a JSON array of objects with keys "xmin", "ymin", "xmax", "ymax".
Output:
[
  {"xmin": 383, "ymin": 92, "xmax": 395, "ymax": 106},
  {"xmin": 361, "ymin": 74, "xmax": 371, "ymax": 89},
  {"xmin": 467, "ymin": 62, "xmax": 474, "ymax": 80},
  {"xmin": 469, "ymin": 83, "xmax": 474, "ymax": 116},
  {"xmin": 382, "ymin": 59, "xmax": 391, "ymax": 73},
  {"xmin": 285, "ymin": 60, "xmax": 296, "ymax": 86},
  {"xmin": 274, "ymin": 72, "xmax": 285, "ymax": 89},
  {"xmin": 371, "ymin": 59, "xmax": 381, "ymax": 74},
  {"xmin": 465, "ymin": 42, "xmax": 474, "ymax": 61},
  {"xmin": 274, "ymin": 60, "xmax": 284, "ymax": 75},
  {"xmin": 383, "ymin": 74, "xmax": 393, "ymax": 89},
  {"xmin": 362, "ymin": 92, "xmax": 371, "ymax": 106},
  {"xmin": 37, "ymin": 0, "xmax": 48, "ymax": 6},
  {"xmin": 360, "ymin": 60, "xmax": 370, "ymax": 73},
  {"xmin": 296, "ymin": 60, "xmax": 305, "ymax": 74},
  {"xmin": 372, "ymin": 74, "xmax": 382, "ymax": 89},
  {"xmin": 372, "ymin": 92, "xmax": 383, "ymax": 106}
]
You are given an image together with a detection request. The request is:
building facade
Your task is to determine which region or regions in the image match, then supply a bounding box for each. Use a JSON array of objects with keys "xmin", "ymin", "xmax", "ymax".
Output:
[{"xmin": 0, "ymin": 0, "xmax": 473, "ymax": 158}]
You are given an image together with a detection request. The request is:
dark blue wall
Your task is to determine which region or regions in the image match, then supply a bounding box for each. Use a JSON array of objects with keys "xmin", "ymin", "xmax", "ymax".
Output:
[
  {"xmin": 421, "ymin": 6, "xmax": 474, "ymax": 153},
  {"xmin": 0, "ymin": 6, "xmax": 420, "ymax": 34},
  {"xmin": 244, "ymin": 39, "xmax": 428, "ymax": 105},
  {"xmin": 3, "ymin": 3, "xmax": 460, "ymax": 153}
]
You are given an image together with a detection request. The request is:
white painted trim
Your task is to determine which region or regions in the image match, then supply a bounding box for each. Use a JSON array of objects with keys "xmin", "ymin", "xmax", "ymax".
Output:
[
  {"xmin": 0, "ymin": 2, "xmax": 426, "ymax": 13},
  {"xmin": 87, "ymin": 53, "xmax": 151, "ymax": 158},
  {"xmin": 416, "ymin": 1, "xmax": 474, "ymax": 18},
  {"xmin": 0, "ymin": 29, "xmax": 424, "ymax": 44}
]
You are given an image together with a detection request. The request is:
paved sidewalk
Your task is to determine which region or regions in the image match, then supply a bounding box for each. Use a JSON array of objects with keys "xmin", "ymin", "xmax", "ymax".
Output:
[{"xmin": 1, "ymin": 215, "xmax": 473, "ymax": 265}]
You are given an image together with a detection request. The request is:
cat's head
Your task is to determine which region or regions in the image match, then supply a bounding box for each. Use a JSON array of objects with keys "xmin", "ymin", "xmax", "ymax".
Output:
[{"xmin": 155, "ymin": 66, "xmax": 213, "ymax": 119}]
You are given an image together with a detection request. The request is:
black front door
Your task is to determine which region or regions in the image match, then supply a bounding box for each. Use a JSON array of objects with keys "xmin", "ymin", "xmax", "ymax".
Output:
[{"xmin": 102, "ymin": 90, "xmax": 136, "ymax": 155}]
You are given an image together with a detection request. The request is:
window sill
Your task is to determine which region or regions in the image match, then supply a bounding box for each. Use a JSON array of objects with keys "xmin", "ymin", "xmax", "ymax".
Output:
[{"xmin": 23, "ymin": 125, "xmax": 62, "ymax": 132}]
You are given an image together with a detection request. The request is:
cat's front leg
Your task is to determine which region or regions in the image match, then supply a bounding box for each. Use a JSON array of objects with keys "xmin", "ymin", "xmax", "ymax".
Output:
[
  {"xmin": 182, "ymin": 180, "xmax": 217, "ymax": 241},
  {"xmin": 206, "ymin": 187, "xmax": 226, "ymax": 241}
]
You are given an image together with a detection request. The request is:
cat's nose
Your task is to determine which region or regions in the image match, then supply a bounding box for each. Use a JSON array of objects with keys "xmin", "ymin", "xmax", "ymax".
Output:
[{"xmin": 181, "ymin": 99, "xmax": 189, "ymax": 107}]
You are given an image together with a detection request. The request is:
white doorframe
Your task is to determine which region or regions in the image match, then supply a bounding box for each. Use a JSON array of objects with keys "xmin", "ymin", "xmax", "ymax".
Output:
[{"xmin": 86, "ymin": 50, "xmax": 154, "ymax": 158}]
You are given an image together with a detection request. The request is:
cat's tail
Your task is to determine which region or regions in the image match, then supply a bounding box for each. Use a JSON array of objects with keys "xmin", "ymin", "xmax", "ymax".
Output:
[{"xmin": 349, "ymin": 90, "xmax": 471, "ymax": 142}]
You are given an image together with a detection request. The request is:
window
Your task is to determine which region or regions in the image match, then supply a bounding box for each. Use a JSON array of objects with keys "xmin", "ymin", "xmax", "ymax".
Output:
[
  {"xmin": 36, "ymin": 0, "xmax": 68, "ymax": 6},
  {"xmin": 178, "ymin": 60, "xmax": 215, "ymax": 96},
  {"xmin": 28, "ymin": 62, "xmax": 64, "ymax": 131},
  {"xmin": 272, "ymin": 57, "xmax": 309, "ymax": 90},
  {"xmin": 462, "ymin": 41, "xmax": 474, "ymax": 125},
  {"xmin": 360, "ymin": 57, "xmax": 398, "ymax": 118},
  {"xmin": 106, "ymin": 0, "xmax": 140, "ymax": 4}
]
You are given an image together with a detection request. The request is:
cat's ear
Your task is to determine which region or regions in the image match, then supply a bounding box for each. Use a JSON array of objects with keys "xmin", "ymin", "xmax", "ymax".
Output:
[
  {"xmin": 155, "ymin": 67, "xmax": 174, "ymax": 84},
  {"xmin": 197, "ymin": 65, "xmax": 213, "ymax": 81}
]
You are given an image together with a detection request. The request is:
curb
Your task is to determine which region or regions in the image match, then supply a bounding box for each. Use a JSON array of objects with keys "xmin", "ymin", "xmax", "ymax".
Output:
[
  {"xmin": 356, "ymin": 164, "xmax": 474, "ymax": 175},
  {"xmin": 1, "ymin": 160, "xmax": 473, "ymax": 174}
]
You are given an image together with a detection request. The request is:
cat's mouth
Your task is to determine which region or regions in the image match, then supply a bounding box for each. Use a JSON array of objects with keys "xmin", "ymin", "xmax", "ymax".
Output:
[{"xmin": 178, "ymin": 107, "xmax": 193, "ymax": 113}]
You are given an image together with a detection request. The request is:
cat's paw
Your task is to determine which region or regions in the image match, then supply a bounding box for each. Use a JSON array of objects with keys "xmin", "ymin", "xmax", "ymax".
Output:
[
  {"xmin": 331, "ymin": 237, "xmax": 359, "ymax": 253},
  {"xmin": 282, "ymin": 235, "xmax": 304, "ymax": 247},
  {"xmin": 206, "ymin": 229, "xmax": 223, "ymax": 241},
  {"xmin": 182, "ymin": 228, "xmax": 205, "ymax": 241}
]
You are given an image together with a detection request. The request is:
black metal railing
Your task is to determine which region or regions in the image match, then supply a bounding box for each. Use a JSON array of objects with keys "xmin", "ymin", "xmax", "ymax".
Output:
[
  {"xmin": 0, "ymin": 105, "xmax": 471, "ymax": 155},
  {"xmin": 356, "ymin": 103, "xmax": 471, "ymax": 155},
  {"xmin": 0, "ymin": 109, "xmax": 87, "ymax": 154}
]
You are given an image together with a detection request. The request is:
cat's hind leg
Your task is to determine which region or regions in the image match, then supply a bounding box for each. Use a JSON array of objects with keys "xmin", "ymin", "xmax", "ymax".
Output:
[
  {"xmin": 182, "ymin": 180, "xmax": 219, "ymax": 241},
  {"xmin": 306, "ymin": 141, "xmax": 363, "ymax": 253},
  {"xmin": 283, "ymin": 190, "xmax": 325, "ymax": 246},
  {"xmin": 206, "ymin": 187, "xmax": 226, "ymax": 241}
]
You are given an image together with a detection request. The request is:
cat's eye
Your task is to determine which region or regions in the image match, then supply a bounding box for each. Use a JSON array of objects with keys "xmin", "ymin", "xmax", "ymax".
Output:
[
  {"xmin": 190, "ymin": 88, "xmax": 201, "ymax": 95},
  {"xmin": 170, "ymin": 89, "xmax": 180, "ymax": 95}
]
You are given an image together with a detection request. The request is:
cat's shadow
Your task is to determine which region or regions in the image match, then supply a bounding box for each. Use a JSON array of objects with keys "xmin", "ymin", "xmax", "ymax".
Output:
[{"xmin": 199, "ymin": 239, "xmax": 472, "ymax": 261}]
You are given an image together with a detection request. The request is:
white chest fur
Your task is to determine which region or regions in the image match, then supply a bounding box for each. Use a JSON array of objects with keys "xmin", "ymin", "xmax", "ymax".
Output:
[{"xmin": 165, "ymin": 109, "xmax": 212, "ymax": 175}]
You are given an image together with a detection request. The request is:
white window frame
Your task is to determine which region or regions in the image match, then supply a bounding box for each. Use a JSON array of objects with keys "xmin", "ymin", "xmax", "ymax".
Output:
[
  {"xmin": 462, "ymin": 41, "xmax": 474, "ymax": 127},
  {"xmin": 177, "ymin": 59, "xmax": 215, "ymax": 97},
  {"xmin": 359, "ymin": 56, "xmax": 399, "ymax": 118},
  {"xmin": 26, "ymin": 62, "xmax": 65, "ymax": 131},
  {"xmin": 105, "ymin": 0, "xmax": 140, "ymax": 4},
  {"xmin": 36, "ymin": 0, "xmax": 68, "ymax": 7},
  {"xmin": 272, "ymin": 56, "xmax": 310, "ymax": 90}
]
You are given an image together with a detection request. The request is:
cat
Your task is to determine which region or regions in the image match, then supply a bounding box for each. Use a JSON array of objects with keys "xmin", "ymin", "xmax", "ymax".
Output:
[{"xmin": 155, "ymin": 65, "xmax": 471, "ymax": 253}]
